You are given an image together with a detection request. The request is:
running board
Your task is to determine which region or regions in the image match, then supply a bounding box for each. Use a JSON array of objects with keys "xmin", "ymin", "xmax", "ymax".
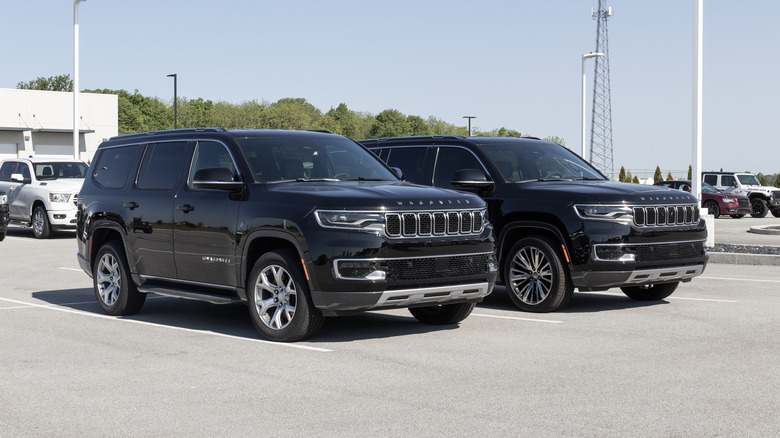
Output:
[{"xmin": 137, "ymin": 285, "xmax": 243, "ymax": 305}]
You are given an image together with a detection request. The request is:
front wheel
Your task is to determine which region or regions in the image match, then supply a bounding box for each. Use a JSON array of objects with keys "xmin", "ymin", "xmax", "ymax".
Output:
[
  {"xmin": 620, "ymin": 282, "xmax": 678, "ymax": 301},
  {"xmin": 730, "ymin": 214, "xmax": 744, "ymax": 219},
  {"xmin": 772, "ymin": 210, "xmax": 780, "ymax": 218},
  {"xmin": 751, "ymin": 199, "xmax": 769, "ymax": 218},
  {"xmin": 703, "ymin": 200, "xmax": 720, "ymax": 218},
  {"xmin": 409, "ymin": 302, "xmax": 476, "ymax": 325},
  {"xmin": 503, "ymin": 236, "xmax": 573, "ymax": 313},
  {"xmin": 247, "ymin": 250, "xmax": 323, "ymax": 342},
  {"xmin": 93, "ymin": 241, "xmax": 146, "ymax": 315},
  {"xmin": 32, "ymin": 205, "xmax": 51, "ymax": 239}
]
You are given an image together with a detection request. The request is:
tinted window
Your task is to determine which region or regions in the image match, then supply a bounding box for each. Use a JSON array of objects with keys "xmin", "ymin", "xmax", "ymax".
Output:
[
  {"xmin": 188, "ymin": 141, "xmax": 238, "ymax": 188},
  {"xmin": 93, "ymin": 145, "xmax": 140, "ymax": 189},
  {"xmin": 703, "ymin": 175, "xmax": 718, "ymax": 185},
  {"xmin": 0, "ymin": 162, "xmax": 17, "ymax": 182},
  {"xmin": 721, "ymin": 175, "xmax": 736, "ymax": 187},
  {"xmin": 385, "ymin": 147, "xmax": 428, "ymax": 184},
  {"xmin": 434, "ymin": 147, "xmax": 484, "ymax": 187},
  {"xmin": 137, "ymin": 142, "xmax": 186, "ymax": 189}
]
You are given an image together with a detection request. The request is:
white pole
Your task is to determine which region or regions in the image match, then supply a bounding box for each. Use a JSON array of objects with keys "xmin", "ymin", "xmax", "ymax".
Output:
[
  {"xmin": 691, "ymin": 0, "xmax": 703, "ymax": 203},
  {"xmin": 73, "ymin": 0, "xmax": 85, "ymax": 160},
  {"xmin": 581, "ymin": 53, "xmax": 603, "ymax": 160}
]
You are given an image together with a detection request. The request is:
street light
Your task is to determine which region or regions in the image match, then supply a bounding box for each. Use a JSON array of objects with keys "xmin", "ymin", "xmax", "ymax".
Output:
[
  {"xmin": 167, "ymin": 74, "xmax": 178, "ymax": 129},
  {"xmin": 581, "ymin": 52, "xmax": 604, "ymax": 160},
  {"xmin": 73, "ymin": 0, "xmax": 87, "ymax": 160},
  {"xmin": 463, "ymin": 116, "xmax": 476, "ymax": 136}
]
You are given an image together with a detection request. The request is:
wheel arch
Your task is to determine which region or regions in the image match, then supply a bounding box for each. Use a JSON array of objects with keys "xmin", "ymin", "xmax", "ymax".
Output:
[
  {"xmin": 87, "ymin": 221, "xmax": 127, "ymax": 271},
  {"xmin": 241, "ymin": 230, "xmax": 309, "ymax": 296},
  {"xmin": 497, "ymin": 221, "xmax": 572, "ymax": 272}
]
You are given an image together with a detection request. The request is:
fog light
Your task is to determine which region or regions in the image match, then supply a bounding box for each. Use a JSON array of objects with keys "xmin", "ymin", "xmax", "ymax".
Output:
[
  {"xmin": 594, "ymin": 245, "xmax": 636, "ymax": 262},
  {"xmin": 335, "ymin": 260, "xmax": 387, "ymax": 280},
  {"xmin": 54, "ymin": 214, "xmax": 66, "ymax": 219}
]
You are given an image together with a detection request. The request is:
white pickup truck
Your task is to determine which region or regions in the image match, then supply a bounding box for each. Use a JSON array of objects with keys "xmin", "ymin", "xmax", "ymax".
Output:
[{"xmin": 0, "ymin": 157, "xmax": 88, "ymax": 238}]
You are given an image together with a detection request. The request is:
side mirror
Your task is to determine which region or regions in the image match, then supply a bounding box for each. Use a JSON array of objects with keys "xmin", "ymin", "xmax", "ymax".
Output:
[
  {"xmin": 390, "ymin": 167, "xmax": 405, "ymax": 180},
  {"xmin": 11, "ymin": 173, "xmax": 31, "ymax": 184},
  {"xmin": 451, "ymin": 169, "xmax": 494, "ymax": 189},
  {"xmin": 192, "ymin": 167, "xmax": 244, "ymax": 191}
]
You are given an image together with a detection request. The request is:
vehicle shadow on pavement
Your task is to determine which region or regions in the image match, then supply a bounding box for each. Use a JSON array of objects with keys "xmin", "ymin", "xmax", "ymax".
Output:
[
  {"xmin": 4, "ymin": 226, "xmax": 76, "ymax": 240},
  {"xmin": 31, "ymin": 288, "xmax": 458, "ymax": 343},
  {"xmin": 479, "ymin": 285, "xmax": 667, "ymax": 314}
]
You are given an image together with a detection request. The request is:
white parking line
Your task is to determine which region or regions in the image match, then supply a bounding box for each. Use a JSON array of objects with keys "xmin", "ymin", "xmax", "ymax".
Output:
[
  {"xmin": 699, "ymin": 276, "xmax": 780, "ymax": 284},
  {"xmin": 472, "ymin": 313, "xmax": 563, "ymax": 324},
  {"xmin": 0, "ymin": 297, "xmax": 332, "ymax": 352},
  {"xmin": 584, "ymin": 291, "xmax": 737, "ymax": 303},
  {"xmin": 58, "ymin": 267, "xmax": 83, "ymax": 272}
]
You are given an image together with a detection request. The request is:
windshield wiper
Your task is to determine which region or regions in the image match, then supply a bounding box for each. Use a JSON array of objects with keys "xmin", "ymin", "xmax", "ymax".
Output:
[
  {"xmin": 294, "ymin": 178, "xmax": 340, "ymax": 182},
  {"xmin": 340, "ymin": 177, "xmax": 387, "ymax": 181}
]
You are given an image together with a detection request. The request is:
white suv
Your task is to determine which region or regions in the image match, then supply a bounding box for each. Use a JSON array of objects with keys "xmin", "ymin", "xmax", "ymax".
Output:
[
  {"xmin": 0, "ymin": 158, "xmax": 88, "ymax": 238},
  {"xmin": 702, "ymin": 171, "xmax": 780, "ymax": 218}
]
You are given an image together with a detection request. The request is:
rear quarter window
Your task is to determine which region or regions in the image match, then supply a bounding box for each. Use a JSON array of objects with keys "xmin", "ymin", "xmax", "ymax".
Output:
[{"xmin": 92, "ymin": 145, "xmax": 141, "ymax": 189}]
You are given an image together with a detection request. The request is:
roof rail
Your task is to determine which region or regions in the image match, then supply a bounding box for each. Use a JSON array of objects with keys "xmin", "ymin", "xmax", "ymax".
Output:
[{"xmin": 108, "ymin": 127, "xmax": 226, "ymax": 142}]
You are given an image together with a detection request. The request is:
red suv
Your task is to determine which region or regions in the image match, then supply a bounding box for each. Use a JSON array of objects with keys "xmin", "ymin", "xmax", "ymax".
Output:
[{"xmin": 655, "ymin": 180, "xmax": 751, "ymax": 218}]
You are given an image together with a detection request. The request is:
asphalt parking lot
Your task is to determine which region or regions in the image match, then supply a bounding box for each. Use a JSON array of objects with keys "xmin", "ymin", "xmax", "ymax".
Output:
[{"xmin": 1, "ymin": 225, "xmax": 779, "ymax": 437}]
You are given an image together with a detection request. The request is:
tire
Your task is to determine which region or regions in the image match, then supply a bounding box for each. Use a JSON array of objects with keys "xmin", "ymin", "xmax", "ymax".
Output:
[
  {"xmin": 751, "ymin": 198, "xmax": 769, "ymax": 218},
  {"xmin": 0, "ymin": 230, "xmax": 5, "ymax": 241},
  {"xmin": 93, "ymin": 241, "xmax": 146, "ymax": 315},
  {"xmin": 620, "ymin": 282, "xmax": 678, "ymax": 301},
  {"xmin": 703, "ymin": 200, "xmax": 720, "ymax": 218},
  {"xmin": 32, "ymin": 205, "xmax": 52, "ymax": 239},
  {"xmin": 503, "ymin": 236, "xmax": 573, "ymax": 313},
  {"xmin": 772, "ymin": 210, "xmax": 780, "ymax": 218},
  {"xmin": 247, "ymin": 250, "xmax": 323, "ymax": 342},
  {"xmin": 409, "ymin": 302, "xmax": 476, "ymax": 325},
  {"xmin": 730, "ymin": 214, "xmax": 744, "ymax": 219}
]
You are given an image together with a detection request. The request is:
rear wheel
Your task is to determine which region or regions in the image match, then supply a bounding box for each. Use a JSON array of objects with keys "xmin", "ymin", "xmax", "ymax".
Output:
[
  {"xmin": 751, "ymin": 198, "xmax": 769, "ymax": 218},
  {"xmin": 503, "ymin": 236, "xmax": 573, "ymax": 313},
  {"xmin": 409, "ymin": 302, "xmax": 476, "ymax": 325},
  {"xmin": 703, "ymin": 200, "xmax": 720, "ymax": 218},
  {"xmin": 620, "ymin": 282, "xmax": 678, "ymax": 301},
  {"xmin": 32, "ymin": 205, "xmax": 51, "ymax": 239},
  {"xmin": 247, "ymin": 250, "xmax": 323, "ymax": 342},
  {"xmin": 93, "ymin": 241, "xmax": 146, "ymax": 315},
  {"xmin": 772, "ymin": 210, "xmax": 780, "ymax": 218}
]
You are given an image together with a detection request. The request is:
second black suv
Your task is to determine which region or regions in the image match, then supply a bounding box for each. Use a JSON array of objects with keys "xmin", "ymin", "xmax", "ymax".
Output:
[
  {"xmin": 77, "ymin": 129, "xmax": 496, "ymax": 341},
  {"xmin": 361, "ymin": 136, "xmax": 708, "ymax": 312}
]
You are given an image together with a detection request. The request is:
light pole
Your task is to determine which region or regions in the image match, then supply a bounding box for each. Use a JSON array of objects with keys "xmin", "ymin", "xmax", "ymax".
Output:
[
  {"xmin": 73, "ymin": 0, "xmax": 87, "ymax": 160},
  {"xmin": 167, "ymin": 74, "xmax": 178, "ymax": 129},
  {"xmin": 581, "ymin": 52, "xmax": 604, "ymax": 160},
  {"xmin": 463, "ymin": 116, "xmax": 476, "ymax": 136}
]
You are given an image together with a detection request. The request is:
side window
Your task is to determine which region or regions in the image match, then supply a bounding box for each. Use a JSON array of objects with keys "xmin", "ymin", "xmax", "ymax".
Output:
[
  {"xmin": 433, "ymin": 147, "xmax": 484, "ymax": 188},
  {"xmin": 136, "ymin": 142, "xmax": 187, "ymax": 190},
  {"xmin": 93, "ymin": 145, "xmax": 141, "ymax": 189},
  {"xmin": 703, "ymin": 174, "xmax": 717, "ymax": 186},
  {"xmin": 385, "ymin": 147, "xmax": 428, "ymax": 184},
  {"xmin": 0, "ymin": 162, "xmax": 17, "ymax": 181},
  {"xmin": 188, "ymin": 141, "xmax": 237, "ymax": 187},
  {"xmin": 721, "ymin": 175, "xmax": 735, "ymax": 187}
]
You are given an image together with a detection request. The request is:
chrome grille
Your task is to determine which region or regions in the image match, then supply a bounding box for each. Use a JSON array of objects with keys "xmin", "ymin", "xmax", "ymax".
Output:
[
  {"xmin": 738, "ymin": 199, "xmax": 750, "ymax": 208},
  {"xmin": 632, "ymin": 204, "xmax": 699, "ymax": 227},
  {"xmin": 385, "ymin": 210, "xmax": 486, "ymax": 238}
]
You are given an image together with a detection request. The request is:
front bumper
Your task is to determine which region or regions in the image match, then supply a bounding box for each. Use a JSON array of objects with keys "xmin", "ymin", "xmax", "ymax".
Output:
[
  {"xmin": 47, "ymin": 206, "xmax": 78, "ymax": 229},
  {"xmin": 572, "ymin": 263, "xmax": 706, "ymax": 291}
]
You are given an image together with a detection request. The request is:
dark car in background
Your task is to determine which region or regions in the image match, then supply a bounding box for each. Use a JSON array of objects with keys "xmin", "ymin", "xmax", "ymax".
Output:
[
  {"xmin": 655, "ymin": 180, "xmax": 751, "ymax": 219},
  {"xmin": 0, "ymin": 190, "xmax": 8, "ymax": 241},
  {"xmin": 361, "ymin": 135, "xmax": 709, "ymax": 313}
]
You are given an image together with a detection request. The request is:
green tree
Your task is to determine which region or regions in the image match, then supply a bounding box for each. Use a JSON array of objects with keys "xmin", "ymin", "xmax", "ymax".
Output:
[
  {"xmin": 632, "ymin": 176, "xmax": 640, "ymax": 184},
  {"xmin": 759, "ymin": 174, "xmax": 768, "ymax": 186},
  {"xmin": 619, "ymin": 166, "xmax": 626, "ymax": 182},
  {"xmin": 262, "ymin": 98, "xmax": 322, "ymax": 131},
  {"xmin": 666, "ymin": 171, "xmax": 673, "ymax": 181},
  {"xmin": 775, "ymin": 173, "xmax": 780, "ymax": 188},
  {"xmin": 324, "ymin": 103, "xmax": 358, "ymax": 138},
  {"xmin": 17, "ymin": 74, "xmax": 73, "ymax": 92},
  {"xmin": 369, "ymin": 109, "xmax": 410, "ymax": 138},
  {"xmin": 407, "ymin": 115, "xmax": 429, "ymax": 136},
  {"xmin": 687, "ymin": 165, "xmax": 692, "ymax": 180},
  {"xmin": 653, "ymin": 166, "xmax": 663, "ymax": 184},
  {"xmin": 543, "ymin": 135, "xmax": 565, "ymax": 145}
]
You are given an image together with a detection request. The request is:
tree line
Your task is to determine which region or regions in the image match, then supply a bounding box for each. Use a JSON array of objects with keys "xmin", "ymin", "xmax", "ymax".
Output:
[
  {"xmin": 17, "ymin": 74, "xmax": 563, "ymax": 143},
  {"xmin": 618, "ymin": 165, "xmax": 780, "ymax": 188}
]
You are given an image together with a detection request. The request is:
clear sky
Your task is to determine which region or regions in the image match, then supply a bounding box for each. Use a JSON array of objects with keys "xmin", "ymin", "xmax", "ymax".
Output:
[{"xmin": 2, "ymin": 1, "xmax": 778, "ymax": 176}]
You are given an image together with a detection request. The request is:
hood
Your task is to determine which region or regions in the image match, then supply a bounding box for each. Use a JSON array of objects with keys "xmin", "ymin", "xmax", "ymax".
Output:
[
  {"xmin": 510, "ymin": 180, "xmax": 699, "ymax": 205},
  {"xmin": 36, "ymin": 178, "xmax": 84, "ymax": 192},
  {"xmin": 266, "ymin": 181, "xmax": 485, "ymax": 210}
]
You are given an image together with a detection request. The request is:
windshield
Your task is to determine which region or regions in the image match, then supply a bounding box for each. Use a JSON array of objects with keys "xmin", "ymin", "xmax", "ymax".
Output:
[
  {"xmin": 477, "ymin": 141, "xmax": 604, "ymax": 182},
  {"xmin": 737, "ymin": 174, "xmax": 761, "ymax": 186},
  {"xmin": 236, "ymin": 135, "xmax": 398, "ymax": 182},
  {"xmin": 701, "ymin": 182, "xmax": 717, "ymax": 193},
  {"xmin": 35, "ymin": 162, "xmax": 89, "ymax": 180}
]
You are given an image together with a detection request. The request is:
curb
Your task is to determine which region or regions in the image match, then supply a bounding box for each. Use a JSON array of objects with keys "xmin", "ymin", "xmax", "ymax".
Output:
[
  {"xmin": 708, "ymin": 251, "xmax": 780, "ymax": 266},
  {"xmin": 749, "ymin": 225, "xmax": 780, "ymax": 235}
]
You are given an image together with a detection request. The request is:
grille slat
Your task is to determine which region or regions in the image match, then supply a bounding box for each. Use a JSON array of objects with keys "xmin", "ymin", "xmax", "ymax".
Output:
[
  {"xmin": 632, "ymin": 204, "xmax": 699, "ymax": 228},
  {"xmin": 385, "ymin": 210, "xmax": 485, "ymax": 238}
]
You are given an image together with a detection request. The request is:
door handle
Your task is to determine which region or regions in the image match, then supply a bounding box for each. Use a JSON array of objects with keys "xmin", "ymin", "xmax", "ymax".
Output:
[
  {"xmin": 177, "ymin": 204, "xmax": 194, "ymax": 213},
  {"xmin": 123, "ymin": 201, "xmax": 139, "ymax": 210}
]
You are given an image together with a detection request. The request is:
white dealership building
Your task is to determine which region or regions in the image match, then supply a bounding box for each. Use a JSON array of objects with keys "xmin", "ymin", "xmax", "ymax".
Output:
[{"xmin": 0, "ymin": 88, "xmax": 118, "ymax": 163}]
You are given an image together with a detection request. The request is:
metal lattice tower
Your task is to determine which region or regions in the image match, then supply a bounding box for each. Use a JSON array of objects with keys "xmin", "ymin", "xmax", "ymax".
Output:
[{"xmin": 589, "ymin": 1, "xmax": 614, "ymax": 180}]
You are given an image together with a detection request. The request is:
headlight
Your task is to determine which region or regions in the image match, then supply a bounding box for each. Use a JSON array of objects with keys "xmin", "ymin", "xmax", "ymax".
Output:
[
  {"xmin": 49, "ymin": 193, "xmax": 72, "ymax": 203},
  {"xmin": 316, "ymin": 210, "xmax": 385, "ymax": 232},
  {"xmin": 721, "ymin": 198, "xmax": 736, "ymax": 203},
  {"xmin": 574, "ymin": 204, "xmax": 633, "ymax": 222},
  {"xmin": 0, "ymin": 194, "xmax": 7, "ymax": 204}
]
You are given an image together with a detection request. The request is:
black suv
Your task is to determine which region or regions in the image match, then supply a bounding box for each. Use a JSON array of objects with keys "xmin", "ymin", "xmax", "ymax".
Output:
[
  {"xmin": 0, "ymin": 190, "xmax": 8, "ymax": 241},
  {"xmin": 77, "ymin": 129, "xmax": 496, "ymax": 341},
  {"xmin": 361, "ymin": 136, "xmax": 708, "ymax": 312}
]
